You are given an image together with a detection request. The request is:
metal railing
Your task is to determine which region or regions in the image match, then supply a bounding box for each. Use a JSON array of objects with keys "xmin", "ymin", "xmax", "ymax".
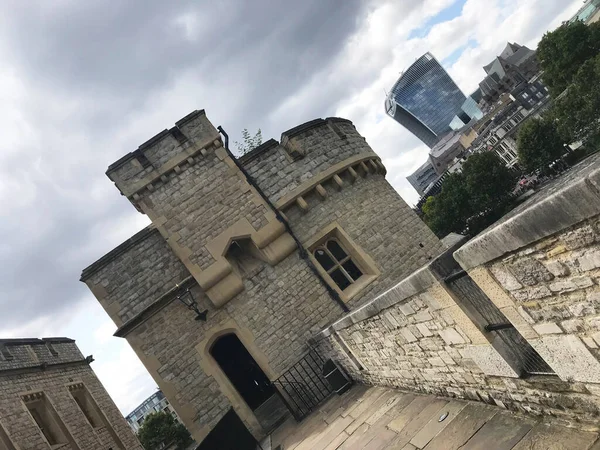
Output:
[
  {"xmin": 445, "ymin": 271, "xmax": 554, "ymax": 376},
  {"xmin": 273, "ymin": 350, "xmax": 333, "ymax": 421}
]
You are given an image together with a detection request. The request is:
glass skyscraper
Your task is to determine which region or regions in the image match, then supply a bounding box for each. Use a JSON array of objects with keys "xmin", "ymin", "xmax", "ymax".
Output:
[{"xmin": 385, "ymin": 53, "xmax": 480, "ymax": 148}]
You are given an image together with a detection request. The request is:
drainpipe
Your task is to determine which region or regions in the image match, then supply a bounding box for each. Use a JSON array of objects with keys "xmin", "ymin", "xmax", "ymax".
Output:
[{"xmin": 217, "ymin": 126, "xmax": 349, "ymax": 313}]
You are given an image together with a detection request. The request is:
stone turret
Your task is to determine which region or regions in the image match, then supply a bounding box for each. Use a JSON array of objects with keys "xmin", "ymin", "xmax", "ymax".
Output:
[{"xmin": 82, "ymin": 109, "xmax": 443, "ymax": 443}]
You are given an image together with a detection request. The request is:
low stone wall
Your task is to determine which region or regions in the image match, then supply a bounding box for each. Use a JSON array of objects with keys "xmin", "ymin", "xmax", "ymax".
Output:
[{"xmin": 312, "ymin": 154, "xmax": 600, "ymax": 428}]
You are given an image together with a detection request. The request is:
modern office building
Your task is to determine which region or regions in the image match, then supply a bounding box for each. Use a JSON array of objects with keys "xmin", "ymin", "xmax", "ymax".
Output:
[
  {"xmin": 125, "ymin": 390, "xmax": 180, "ymax": 433},
  {"xmin": 385, "ymin": 52, "xmax": 481, "ymax": 148},
  {"xmin": 570, "ymin": 0, "xmax": 600, "ymax": 24},
  {"xmin": 407, "ymin": 159, "xmax": 439, "ymax": 196}
]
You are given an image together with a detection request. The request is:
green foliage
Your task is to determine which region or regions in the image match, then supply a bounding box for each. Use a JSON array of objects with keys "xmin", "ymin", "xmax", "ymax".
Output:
[
  {"xmin": 423, "ymin": 152, "xmax": 516, "ymax": 237},
  {"xmin": 516, "ymin": 118, "xmax": 565, "ymax": 173},
  {"xmin": 537, "ymin": 21, "xmax": 600, "ymax": 96},
  {"xmin": 234, "ymin": 128, "xmax": 263, "ymax": 155},
  {"xmin": 138, "ymin": 411, "xmax": 192, "ymax": 450},
  {"xmin": 551, "ymin": 54, "xmax": 600, "ymax": 148}
]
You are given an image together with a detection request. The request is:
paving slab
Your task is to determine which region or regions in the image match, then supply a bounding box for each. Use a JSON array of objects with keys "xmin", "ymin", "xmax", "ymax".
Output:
[
  {"xmin": 423, "ymin": 403, "xmax": 497, "ymax": 450},
  {"xmin": 322, "ymin": 431, "xmax": 349, "ymax": 450},
  {"xmin": 588, "ymin": 439, "xmax": 600, "ymax": 450},
  {"xmin": 310, "ymin": 415, "xmax": 355, "ymax": 450},
  {"xmin": 366, "ymin": 393, "xmax": 408, "ymax": 426},
  {"xmin": 370, "ymin": 394, "xmax": 416, "ymax": 430},
  {"xmin": 461, "ymin": 411, "xmax": 537, "ymax": 450},
  {"xmin": 346, "ymin": 388, "xmax": 389, "ymax": 419},
  {"xmin": 409, "ymin": 401, "xmax": 467, "ymax": 449},
  {"xmin": 388, "ymin": 398, "xmax": 448, "ymax": 448},
  {"xmin": 512, "ymin": 422, "xmax": 599, "ymax": 450},
  {"xmin": 388, "ymin": 396, "xmax": 443, "ymax": 433},
  {"xmin": 337, "ymin": 422, "xmax": 371, "ymax": 450},
  {"xmin": 361, "ymin": 427, "xmax": 399, "ymax": 450}
]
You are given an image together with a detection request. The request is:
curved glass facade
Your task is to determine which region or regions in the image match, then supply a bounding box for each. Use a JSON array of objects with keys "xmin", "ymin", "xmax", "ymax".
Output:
[{"xmin": 386, "ymin": 53, "xmax": 469, "ymax": 148}]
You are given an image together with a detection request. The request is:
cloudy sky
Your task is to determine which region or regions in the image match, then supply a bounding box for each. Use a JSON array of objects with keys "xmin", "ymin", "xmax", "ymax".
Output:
[{"xmin": 0, "ymin": 0, "xmax": 582, "ymax": 414}]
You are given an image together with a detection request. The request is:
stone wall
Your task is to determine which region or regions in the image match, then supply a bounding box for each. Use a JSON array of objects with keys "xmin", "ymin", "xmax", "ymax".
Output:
[
  {"xmin": 0, "ymin": 338, "xmax": 141, "ymax": 450},
  {"xmin": 82, "ymin": 109, "xmax": 445, "ymax": 443},
  {"xmin": 242, "ymin": 118, "xmax": 443, "ymax": 309},
  {"xmin": 311, "ymin": 244, "xmax": 600, "ymax": 427},
  {"xmin": 82, "ymin": 227, "xmax": 190, "ymax": 326},
  {"xmin": 453, "ymin": 153, "xmax": 600, "ymax": 390}
]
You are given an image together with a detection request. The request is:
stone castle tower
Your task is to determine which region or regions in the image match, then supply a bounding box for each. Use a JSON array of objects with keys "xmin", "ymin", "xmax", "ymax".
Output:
[
  {"xmin": 0, "ymin": 338, "xmax": 141, "ymax": 450},
  {"xmin": 81, "ymin": 110, "xmax": 443, "ymax": 443}
]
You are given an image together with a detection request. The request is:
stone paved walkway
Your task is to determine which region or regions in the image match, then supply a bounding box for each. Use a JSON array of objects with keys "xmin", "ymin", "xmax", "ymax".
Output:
[{"xmin": 268, "ymin": 386, "xmax": 600, "ymax": 450}]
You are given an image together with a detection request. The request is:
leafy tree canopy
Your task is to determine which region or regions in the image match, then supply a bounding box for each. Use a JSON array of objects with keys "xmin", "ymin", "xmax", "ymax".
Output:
[
  {"xmin": 423, "ymin": 152, "xmax": 516, "ymax": 237},
  {"xmin": 537, "ymin": 21, "xmax": 600, "ymax": 96},
  {"xmin": 234, "ymin": 128, "xmax": 263, "ymax": 155},
  {"xmin": 551, "ymin": 54, "xmax": 600, "ymax": 148},
  {"xmin": 517, "ymin": 118, "xmax": 565, "ymax": 173},
  {"xmin": 138, "ymin": 411, "xmax": 193, "ymax": 450}
]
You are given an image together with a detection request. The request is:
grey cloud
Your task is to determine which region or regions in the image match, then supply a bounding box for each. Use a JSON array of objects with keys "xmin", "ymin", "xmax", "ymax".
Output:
[{"xmin": 0, "ymin": 0, "xmax": 368, "ymax": 328}]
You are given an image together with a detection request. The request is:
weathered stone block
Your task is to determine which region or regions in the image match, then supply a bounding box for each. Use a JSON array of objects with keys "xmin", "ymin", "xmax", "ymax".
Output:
[
  {"xmin": 530, "ymin": 335, "xmax": 600, "ymax": 383},
  {"xmin": 512, "ymin": 286, "xmax": 552, "ymax": 301},
  {"xmin": 460, "ymin": 345, "xmax": 519, "ymax": 378},
  {"xmin": 532, "ymin": 322, "xmax": 562, "ymax": 335},
  {"xmin": 399, "ymin": 303, "xmax": 416, "ymax": 316},
  {"xmin": 490, "ymin": 266, "xmax": 522, "ymax": 291},
  {"xmin": 438, "ymin": 328, "xmax": 466, "ymax": 345},
  {"xmin": 561, "ymin": 318, "xmax": 585, "ymax": 333},
  {"xmin": 562, "ymin": 224, "xmax": 597, "ymax": 250},
  {"xmin": 544, "ymin": 261, "xmax": 569, "ymax": 277},
  {"xmin": 509, "ymin": 258, "xmax": 554, "ymax": 286},
  {"xmin": 578, "ymin": 250, "xmax": 600, "ymax": 272},
  {"xmin": 401, "ymin": 328, "xmax": 418, "ymax": 343}
]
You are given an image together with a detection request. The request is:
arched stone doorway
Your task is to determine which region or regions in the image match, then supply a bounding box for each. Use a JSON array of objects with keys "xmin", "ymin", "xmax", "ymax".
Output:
[{"xmin": 209, "ymin": 333, "xmax": 289, "ymax": 432}]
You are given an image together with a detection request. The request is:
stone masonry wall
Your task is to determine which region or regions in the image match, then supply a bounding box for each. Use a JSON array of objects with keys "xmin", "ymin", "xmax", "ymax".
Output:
[
  {"xmin": 243, "ymin": 119, "xmax": 442, "ymax": 309},
  {"xmin": 0, "ymin": 342, "xmax": 141, "ymax": 450},
  {"xmin": 83, "ymin": 228, "xmax": 190, "ymax": 326},
  {"xmin": 242, "ymin": 119, "xmax": 375, "ymax": 204},
  {"xmin": 125, "ymin": 251, "xmax": 343, "ymax": 441},
  {"xmin": 312, "ymin": 249, "xmax": 600, "ymax": 428},
  {"xmin": 485, "ymin": 214, "xmax": 600, "ymax": 385},
  {"xmin": 284, "ymin": 169, "xmax": 442, "ymax": 309}
]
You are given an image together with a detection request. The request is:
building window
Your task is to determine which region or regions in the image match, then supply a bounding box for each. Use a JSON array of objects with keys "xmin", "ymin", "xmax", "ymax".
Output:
[
  {"xmin": 0, "ymin": 422, "xmax": 16, "ymax": 450},
  {"xmin": 314, "ymin": 240, "xmax": 363, "ymax": 291},
  {"xmin": 23, "ymin": 393, "xmax": 72, "ymax": 448},
  {"xmin": 306, "ymin": 223, "xmax": 379, "ymax": 302},
  {"xmin": 70, "ymin": 385, "xmax": 103, "ymax": 428},
  {"xmin": 69, "ymin": 384, "xmax": 125, "ymax": 449}
]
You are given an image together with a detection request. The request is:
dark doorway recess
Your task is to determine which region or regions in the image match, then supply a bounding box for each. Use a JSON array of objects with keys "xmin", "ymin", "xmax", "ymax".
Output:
[
  {"xmin": 210, "ymin": 333, "xmax": 290, "ymax": 432},
  {"xmin": 210, "ymin": 333, "xmax": 275, "ymax": 410},
  {"xmin": 196, "ymin": 409, "xmax": 257, "ymax": 450}
]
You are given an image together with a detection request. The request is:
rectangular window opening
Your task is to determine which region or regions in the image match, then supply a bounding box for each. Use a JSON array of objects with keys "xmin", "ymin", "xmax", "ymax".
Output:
[
  {"xmin": 0, "ymin": 422, "xmax": 16, "ymax": 450},
  {"xmin": 71, "ymin": 388, "xmax": 102, "ymax": 428},
  {"xmin": 23, "ymin": 394, "xmax": 70, "ymax": 448},
  {"xmin": 69, "ymin": 384, "xmax": 125, "ymax": 449}
]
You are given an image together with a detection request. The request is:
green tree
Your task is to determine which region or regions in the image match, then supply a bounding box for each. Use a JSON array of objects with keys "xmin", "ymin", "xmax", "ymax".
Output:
[
  {"xmin": 537, "ymin": 21, "xmax": 600, "ymax": 96},
  {"xmin": 517, "ymin": 118, "xmax": 565, "ymax": 173},
  {"xmin": 552, "ymin": 54, "xmax": 600, "ymax": 149},
  {"xmin": 423, "ymin": 152, "xmax": 516, "ymax": 237},
  {"xmin": 138, "ymin": 411, "xmax": 192, "ymax": 450},
  {"xmin": 422, "ymin": 173, "xmax": 470, "ymax": 237},
  {"xmin": 234, "ymin": 128, "xmax": 263, "ymax": 155}
]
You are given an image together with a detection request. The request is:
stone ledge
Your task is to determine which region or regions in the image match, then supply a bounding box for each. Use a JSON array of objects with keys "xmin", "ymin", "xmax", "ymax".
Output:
[{"xmin": 455, "ymin": 152, "xmax": 600, "ymax": 270}]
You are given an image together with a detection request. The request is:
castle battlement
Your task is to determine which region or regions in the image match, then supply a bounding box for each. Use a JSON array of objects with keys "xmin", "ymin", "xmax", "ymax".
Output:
[{"xmin": 82, "ymin": 108, "xmax": 443, "ymax": 443}]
